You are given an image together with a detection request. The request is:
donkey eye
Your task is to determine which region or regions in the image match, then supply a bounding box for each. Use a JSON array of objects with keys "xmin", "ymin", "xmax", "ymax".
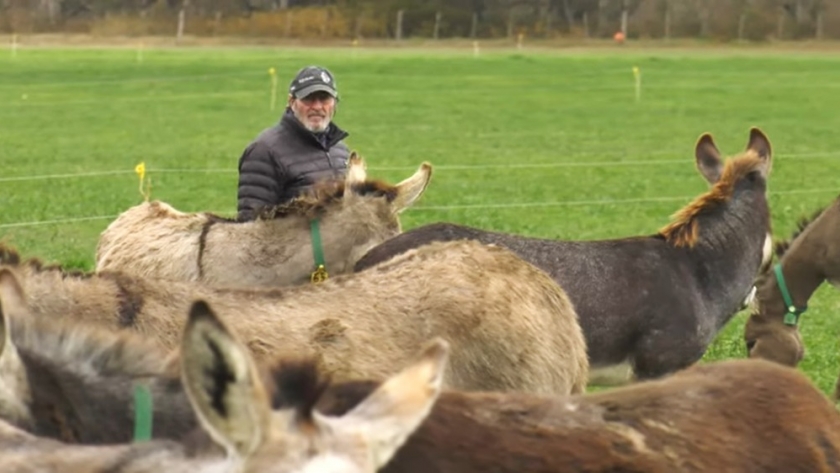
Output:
[{"xmin": 745, "ymin": 340, "xmax": 756, "ymax": 353}]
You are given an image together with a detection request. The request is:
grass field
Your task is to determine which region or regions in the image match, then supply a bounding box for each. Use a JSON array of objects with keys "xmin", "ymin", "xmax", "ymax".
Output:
[{"xmin": 1, "ymin": 42, "xmax": 840, "ymax": 395}]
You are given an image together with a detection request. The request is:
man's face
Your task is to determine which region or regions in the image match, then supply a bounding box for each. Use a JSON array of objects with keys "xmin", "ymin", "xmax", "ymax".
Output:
[{"xmin": 289, "ymin": 91, "xmax": 336, "ymax": 133}]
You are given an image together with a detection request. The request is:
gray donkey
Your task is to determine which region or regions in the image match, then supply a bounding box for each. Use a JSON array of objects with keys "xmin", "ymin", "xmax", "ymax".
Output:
[
  {"xmin": 354, "ymin": 128, "xmax": 775, "ymax": 383},
  {"xmin": 0, "ymin": 269, "xmax": 197, "ymax": 444}
]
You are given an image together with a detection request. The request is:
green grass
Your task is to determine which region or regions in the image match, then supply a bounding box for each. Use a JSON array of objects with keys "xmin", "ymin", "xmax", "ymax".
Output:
[{"xmin": 2, "ymin": 44, "xmax": 840, "ymax": 395}]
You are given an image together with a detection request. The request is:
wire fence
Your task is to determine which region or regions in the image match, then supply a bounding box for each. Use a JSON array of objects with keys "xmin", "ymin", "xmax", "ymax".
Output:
[
  {"xmin": 3, "ymin": 151, "xmax": 840, "ymax": 183},
  {"xmin": 2, "ymin": 186, "xmax": 837, "ymax": 230}
]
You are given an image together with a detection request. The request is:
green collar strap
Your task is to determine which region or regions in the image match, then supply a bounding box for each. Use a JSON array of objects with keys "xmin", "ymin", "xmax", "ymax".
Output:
[
  {"xmin": 310, "ymin": 219, "xmax": 328, "ymax": 283},
  {"xmin": 773, "ymin": 263, "xmax": 807, "ymax": 326},
  {"xmin": 133, "ymin": 384, "xmax": 153, "ymax": 442}
]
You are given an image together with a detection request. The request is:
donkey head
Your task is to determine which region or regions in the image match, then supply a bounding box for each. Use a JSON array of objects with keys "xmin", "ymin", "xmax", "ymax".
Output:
[
  {"xmin": 743, "ymin": 290, "xmax": 805, "ymax": 367},
  {"xmin": 694, "ymin": 127, "xmax": 772, "ymax": 185},
  {"xmin": 180, "ymin": 299, "xmax": 448, "ymax": 473},
  {"xmin": 661, "ymin": 127, "xmax": 775, "ymax": 267},
  {"xmin": 334, "ymin": 152, "xmax": 433, "ymax": 271},
  {"xmin": 745, "ymin": 197, "xmax": 840, "ymax": 368},
  {"xmin": 342, "ymin": 152, "xmax": 433, "ymax": 216}
]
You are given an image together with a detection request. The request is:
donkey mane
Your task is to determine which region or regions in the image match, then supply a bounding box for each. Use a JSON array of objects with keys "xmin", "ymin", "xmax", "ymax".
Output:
[
  {"xmin": 0, "ymin": 245, "xmax": 92, "ymax": 280},
  {"xmin": 9, "ymin": 312, "xmax": 172, "ymax": 378},
  {"xmin": 213, "ymin": 178, "xmax": 400, "ymax": 223},
  {"xmin": 773, "ymin": 195, "xmax": 840, "ymax": 258},
  {"xmin": 658, "ymin": 152, "xmax": 767, "ymax": 248},
  {"xmin": 266, "ymin": 358, "xmax": 331, "ymax": 425}
]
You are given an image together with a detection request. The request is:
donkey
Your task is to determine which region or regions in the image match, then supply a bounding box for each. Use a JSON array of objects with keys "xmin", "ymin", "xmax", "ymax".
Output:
[
  {"xmin": 95, "ymin": 153, "xmax": 433, "ymax": 288},
  {"xmin": 0, "ymin": 297, "xmax": 448, "ymax": 473},
  {"xmin": 0, "ymin": 268, "xmax": 199, "ymax": 444},
  {"xmin": 354, "ymin": 127, "xmax": 776, "ymax": 383},
  {"xmin": 277, "ymin": 355, "xmax": 840, "ymax": 472},
  {"xmin": 744, "ymin": 194, "xmax": 840, "ymax": 378},
  {"xmin": 1, "ymin": 238, "xmax": 589, "ymax": 396}
]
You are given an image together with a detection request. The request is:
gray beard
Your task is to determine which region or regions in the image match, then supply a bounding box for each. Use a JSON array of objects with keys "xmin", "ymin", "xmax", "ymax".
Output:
[{"xmin": 293, "ymin": 109, "xmax": 331, "ymax": 133}]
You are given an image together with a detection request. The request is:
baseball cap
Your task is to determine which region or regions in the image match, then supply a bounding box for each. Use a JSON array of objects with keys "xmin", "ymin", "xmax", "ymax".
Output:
[{"xmin": 288, "ymin": 65, "xmax": 338, "ymax": 99}]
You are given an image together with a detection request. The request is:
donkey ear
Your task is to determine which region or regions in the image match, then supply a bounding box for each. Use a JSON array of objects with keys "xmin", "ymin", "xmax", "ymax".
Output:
[
  {"xmin": 180, "ymin": 299, "xmax": 270, "ymax": 458},
  {"xmin": 694, "ymin": 133, "xmax": 723, "ymax": 184},
  {"xmin": 314, "ymin": 337, "xmax": 449, "ymax": 468},
  {"xmin": 0, "ymin": 269, "xmax": 27, "ymax": 322},
  {"xmin": 0, "ymin": 268, "xmax": 25, "ymax": 357},
  {"xmin": 746, "ymin": 127, "xmax": 772, "ymax": 177},
  {"xmin": 392, "ymin": 162, "xmax": 433, "ymax": 214},
  {"xmin": 0, "ymin": 268, "xmax": 30, "ymax": 426},
  {"xmin": 345, "ymin": 152, "xmax": 367, "ymax": 185}
]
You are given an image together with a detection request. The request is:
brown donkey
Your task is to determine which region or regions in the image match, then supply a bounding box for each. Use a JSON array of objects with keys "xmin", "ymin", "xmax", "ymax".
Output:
[
  {"xmin": 0, "ymin": 238, "xmax": 589, "ymax": 396},
  {"xmin": 0, "ymin": 298, "xmax": 448, "ymax": 473},
  {"xmin": 273, "ymin": 355, "xmax": 840, "ymax": 473},
  {"xmin": 0, "ymin": 269, "xmax": 199, "ymax": 444},
  {"xmin": 354, "ymin": 128, "xmax": 775, "ymax": 384},
  {"xmin": 742, "ymin": 194, "xmax": 840, "ymax": 395},
  {"xmin": 95, "ymin": 153, "xmax": 432, "ymax": 288}
]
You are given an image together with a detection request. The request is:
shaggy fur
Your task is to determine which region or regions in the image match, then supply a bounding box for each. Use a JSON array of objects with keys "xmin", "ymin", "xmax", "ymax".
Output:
[
  {"xmin": 773, "ymin": 204, "xmax": 832, "ymax": 258},
  {"xmin": 250, "ymin": 178, "xmax": 402, "ymax": 221},
  {"xmin": 1, "ymin": 238, "xmax": 589, "ymax": 396},
  {"xmin": 0, "ymin": 299, "xmax": 447, "ymax": 473},
  {"xmin": 658, "ymin": 152, "xmax": 767, "ymax": 247},
  {"xmin": 0, "ymin": 270, "xmax": 197, "ymax": 444},
  {"xmin": 353, "ymin": 128, "xmax": 775, "ymax": 383},
  {"xmin": 94, "ymin": 155, "xmax": 433, "ymax": 288},
  {"xmin": 301, "ymin": 357, "xmax": 840, "ymax": 473}
]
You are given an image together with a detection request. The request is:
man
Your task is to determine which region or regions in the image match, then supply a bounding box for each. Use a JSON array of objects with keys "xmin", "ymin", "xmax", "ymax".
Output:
[{"xmin": 236, "ymin": 65, "xmax": 351, "ymax": 221}]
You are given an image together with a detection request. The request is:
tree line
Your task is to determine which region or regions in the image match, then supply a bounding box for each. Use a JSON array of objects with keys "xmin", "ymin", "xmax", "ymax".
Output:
[{"xmin": 2, "ymin": 0, "xmax": 838, "ymax": 41}]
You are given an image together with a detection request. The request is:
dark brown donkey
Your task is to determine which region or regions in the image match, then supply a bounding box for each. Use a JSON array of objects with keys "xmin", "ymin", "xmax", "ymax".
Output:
[
  {"xmin": 0, "ymin": 269, "xmax": 198, "ymax": 444},
  {"xmin": 354, "ymin": 128, "xmax": 775, "ymax": 383},
  {"xmin": 743, "ymin": 194, "xmax": 840, "ymax": 395},
  {"xmin": 268, "ymin": 353, "xmax": 840, "ymax": 472}
]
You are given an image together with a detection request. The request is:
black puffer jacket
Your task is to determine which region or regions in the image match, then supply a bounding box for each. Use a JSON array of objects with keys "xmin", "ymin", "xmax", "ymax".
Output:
[{"xmin": 236, "ymin": 108, "xmax": 351, "ymax": 221}]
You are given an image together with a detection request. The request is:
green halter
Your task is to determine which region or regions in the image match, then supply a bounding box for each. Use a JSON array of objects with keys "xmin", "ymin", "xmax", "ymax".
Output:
[
  {"xmin": 310, "ymin": 219, "xmax": 328, "ymax": 283},
  {"xmin": 133, "ymin": 384, "xmax": 153, "ymax": 442},
  {"xmin": 773, "ymin": 263, "xmax": 807, "ymax": 326}
]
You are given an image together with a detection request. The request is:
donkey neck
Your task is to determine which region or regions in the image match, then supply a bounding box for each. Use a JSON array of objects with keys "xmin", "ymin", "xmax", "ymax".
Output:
[
  {"xmin": 7, "ymin": 282, "xmax": 196, "ymax": 443},
  {"xmin": 20, "ymin": 350, "xmax": 121, "ymax": 444},
  {"xmin": 688, "ymin": 199, "xmax": 770, "ymax": 323},
  {"xmin": 28, "ymin": 360, "xmax": 197, "ymax": 445},
  {"xmin": 18, "ymin": 347, "xmax": 194, "ymax": 444},
  {"xmin": 231, "ymin": 199, "xmax": 397, "ymax": 276},
  {"xmin": 757, "ymin": 231, "xmax": 829, "ymax": 326},
  {"xmin": 248, "ymin": 196, "xmax": 389, "ymax": 231}
]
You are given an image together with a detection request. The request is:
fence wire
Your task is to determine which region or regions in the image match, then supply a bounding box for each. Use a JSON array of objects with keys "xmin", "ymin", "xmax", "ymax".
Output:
[{"xmin": 2, "ymin": 187, "xmax": 837, "ymax": 229}]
